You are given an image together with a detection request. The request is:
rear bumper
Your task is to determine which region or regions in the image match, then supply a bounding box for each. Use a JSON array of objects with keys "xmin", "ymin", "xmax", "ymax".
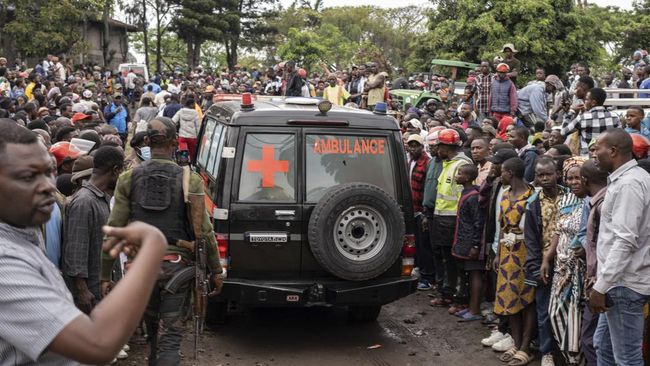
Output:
[{"xmin": 215, "ymin": 275, "xmax": 418, "ymax": 307}]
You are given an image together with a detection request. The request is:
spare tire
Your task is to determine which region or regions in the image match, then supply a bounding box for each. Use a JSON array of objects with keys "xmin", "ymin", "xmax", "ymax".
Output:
[{"xmin": 308, "ymin": 183, "xmax": 405, "ymax": 281}]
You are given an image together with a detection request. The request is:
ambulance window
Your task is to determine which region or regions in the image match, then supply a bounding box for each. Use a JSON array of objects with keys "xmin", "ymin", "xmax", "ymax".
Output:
[
  {"xmin": 197, "ymin": 118, "xmax": 216, "ymax": 169},
  {"xmin": 238, "ymin": 134, "xmax": 296, "ymax": 202},
  {"xmin": 197, "ymin": 119, "xmax": 225, "ymax": 179},
  {"xmin": 305, "ymin": 134, "xmax": 395, "ymax": 202}
]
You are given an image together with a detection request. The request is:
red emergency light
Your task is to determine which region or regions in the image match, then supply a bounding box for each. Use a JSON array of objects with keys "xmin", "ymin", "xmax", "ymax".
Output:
[{"xmin": 241, "ymin": 93, "xmax": 254, "ymax": 111}]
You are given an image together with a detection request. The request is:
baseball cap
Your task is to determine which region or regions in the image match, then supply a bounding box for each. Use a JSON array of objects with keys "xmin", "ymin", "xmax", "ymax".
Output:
[
  {"xmin": 406, "ymin": 134, "xmax": 424, "ymax": 146},
  {"xmin": 496, "ymin": 63, "xmax": 510, "ymax": 73},
  {"xmin": 71, "ymin": 112, "xmax": 91, "ymax": 124},
  {"xmin": 489, "ymin": 149, "xmax": 518, "ymax": 164},
  {"xmin": 407, "ymin": 118, "xmax": 423, "ymax": 130}
]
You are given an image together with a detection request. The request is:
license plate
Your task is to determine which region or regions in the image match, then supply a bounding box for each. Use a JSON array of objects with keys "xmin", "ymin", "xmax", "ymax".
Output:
[
  {"xmin": 286, "ymin": 295, "xmax": 300, "ymax": 302},
  {"xmin": 248, "ymin": 233, "xmax": 288, "ymax": 243}
]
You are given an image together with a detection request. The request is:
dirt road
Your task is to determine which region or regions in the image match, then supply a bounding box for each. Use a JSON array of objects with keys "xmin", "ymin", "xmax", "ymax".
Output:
[{"xmin": 122, "ymin": 292, "xmax": 540, "ymax": 366}]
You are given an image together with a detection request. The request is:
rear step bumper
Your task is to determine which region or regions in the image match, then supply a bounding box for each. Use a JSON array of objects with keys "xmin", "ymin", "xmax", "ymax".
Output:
[{"xmin": 215, "ymin": 276, "xmax": 418, "ymax": 307}]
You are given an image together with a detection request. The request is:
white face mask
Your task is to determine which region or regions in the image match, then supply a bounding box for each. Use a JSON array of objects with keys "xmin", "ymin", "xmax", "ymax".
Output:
[{"xmin": 138, "ymin": 146, "xmax": 151, "ymax": 161}]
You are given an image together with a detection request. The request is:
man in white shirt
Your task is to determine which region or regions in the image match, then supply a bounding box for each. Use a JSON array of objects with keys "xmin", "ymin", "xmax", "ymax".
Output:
[
  {"xmin": 590, "ymin": 128, "xmax": 650, "ymax": 366},
  {"xmin": 154, "ymin": 84, "xmax": 170, "ymax": 107},
  {"xmin": 42, "ymin": 55, "xmax": 53, "ymax": 76},
  {"xmin": 167, "ymin": 78, "xmax": 181, "ymax": 95},
  {"xmin": 0, "ymin": 120, "xmax": 168, "ymax": 365},
  {"xmin": 126, "ymin": 70, "xmax": 137, "ymax": 105}
]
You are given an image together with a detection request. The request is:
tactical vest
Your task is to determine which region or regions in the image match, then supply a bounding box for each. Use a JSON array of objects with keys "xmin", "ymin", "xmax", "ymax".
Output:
[{"xmin": 130, "ymin": 160, "xmax": 192, "ymax": 244}]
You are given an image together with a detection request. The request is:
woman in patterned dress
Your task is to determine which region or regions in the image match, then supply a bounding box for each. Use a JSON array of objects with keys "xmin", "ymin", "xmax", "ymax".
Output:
[
  {"xmin": 541, "ymin": 157, "xmax": 589, "ymax": 365},
  {"xmin": 493, "ymin": 157, "xmax": 537, "ymax": 366}
]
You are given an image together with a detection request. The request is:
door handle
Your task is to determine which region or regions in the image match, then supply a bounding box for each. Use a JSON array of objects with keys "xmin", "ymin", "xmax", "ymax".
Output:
[{"xmin": 275, "ymin": 210, "xmax": 295, "ymax": 217}]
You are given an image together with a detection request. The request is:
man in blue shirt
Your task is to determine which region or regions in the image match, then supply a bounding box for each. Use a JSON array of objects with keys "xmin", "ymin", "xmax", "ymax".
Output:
[
  {"xmin": 44, "ymin": 197, "xmax": 63, "ymax": 267},
  {"xmin": 144, "ymin": 82, "xmax": 161, "ymax": 94},
  {"xmin": 103, "ymin": 93, "xmax": 130, "ymax": 144},
  {"xmin": 517, "ymin": 75, "xmax": 560, "ymax": 127},
  {"xmin": 638, "ymin": 65, "xmax": 650, "ymax": 98}
]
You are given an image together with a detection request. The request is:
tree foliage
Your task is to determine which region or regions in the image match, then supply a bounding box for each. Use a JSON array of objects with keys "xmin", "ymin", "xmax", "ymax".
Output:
[
  {"xmin": 407, "ymin": 0, "xmax": 622, "ymax": 80},
  {"xmin": 222, "ymin": 0, "xmax": 279, "ymax": 70},
  {"xmin": 271, "ymin": 5, "xmax": 427, "ymax": 72},
  {"xmin": 3, "ymin": 0, "xmax": 102, "ymax": 57},
  {"xmin": 609, "ymin": 1, "xmax": 650, "ymax": 64},
  {"xmin": 170, "ymin": 0, "xmax": 238, "ymax": 67}
]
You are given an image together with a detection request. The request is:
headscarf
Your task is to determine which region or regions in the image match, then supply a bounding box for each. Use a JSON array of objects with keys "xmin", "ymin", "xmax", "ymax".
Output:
[
  {"xmin": 562, "ymin": 156, "xmax": 588, "ymax": 181},
  {"xmin": 544, "ymin": 75, "xmax": 564, "ymax": 91},
  {"xmin": 497, "ymin": 116, "xmax": 514, "ymax": 141}
]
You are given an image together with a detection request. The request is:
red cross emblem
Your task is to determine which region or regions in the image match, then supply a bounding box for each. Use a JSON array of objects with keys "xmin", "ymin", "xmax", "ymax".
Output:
[{"xmin": 247, "ymin": 145, "xmax": 289, "ymax": 188}]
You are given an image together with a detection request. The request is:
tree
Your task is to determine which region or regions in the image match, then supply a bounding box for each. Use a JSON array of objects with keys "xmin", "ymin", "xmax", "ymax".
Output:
[
  {"xmin": 171, "ymin": 0, "xmax": 238, "ymax": 68},
  {"xmin": 150, "ymin": 0, "xmax": 175, "ymax": 73},
  {"xmin": 277, "ymin": 28, "xmax": 329, "ymax": 71},
  {"xmin": 407, "ymin": 0, "xmax": 621, "ymax": 83},
  {"xmin": 121, "ymin": 0, "xmax": 178, "ymax": 73},
  {"xmin": 222, "ymin": 0, "xmax": 279, "ymax": 71},
  {"xmin": 270, "ymin": 5, "xmax": 427, "ymax": 72},
  {"xmin": 129, "ymin": 29, "xmax": 187, "ymax": 72},
  {"xmin": 609, "ymin": 1, "xmax": 649, "ymax": 65},
  {"xmin": 3, "ymin": 0, "xmax": 102, "ymax": 58}
]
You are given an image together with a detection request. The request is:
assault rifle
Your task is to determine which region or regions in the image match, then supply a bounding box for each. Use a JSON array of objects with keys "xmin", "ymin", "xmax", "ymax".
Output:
[{"xmin": 164, "ymin": 166, "xmax": 209, "ymax": 360}]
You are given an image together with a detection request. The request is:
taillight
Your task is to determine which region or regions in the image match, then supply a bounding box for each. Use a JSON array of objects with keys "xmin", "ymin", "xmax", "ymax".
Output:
[
  {"xmin": 401, "ymin": 234, "xmax": 416, "ymax": 276},
  {"xmin": 216, "ymin": 233, "xmax": 229, "ymax": 276}
]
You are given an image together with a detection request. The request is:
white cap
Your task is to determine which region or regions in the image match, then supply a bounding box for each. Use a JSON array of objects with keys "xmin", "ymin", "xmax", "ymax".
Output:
[
  {"xmin": 407, "ymin": 118, "xmax": 423, "ymax": 130},
  {"xmin": 406, "ymin": 134, "xmax": 424, "ymax": 145}
]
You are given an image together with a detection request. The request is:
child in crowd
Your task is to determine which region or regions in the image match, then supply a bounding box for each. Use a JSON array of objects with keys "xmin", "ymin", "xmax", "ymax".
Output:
[{"xmin": 451, "ymin": 164, "xmax": 485, "ymax": 321}]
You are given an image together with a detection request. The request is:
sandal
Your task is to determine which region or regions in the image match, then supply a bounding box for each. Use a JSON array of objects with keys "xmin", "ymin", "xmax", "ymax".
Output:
[
  {"xmin": 454, "ymin": 308, "xmax": 471, "ymax": 318},
  {"xmin": 508, "ymin": 350, "xmax": 534, "ymax": 366},
  {"xmin": 429, "ymin": 298, "xmax": 452, "ymax": 307},
  {"xmin": 498, "ymin": 347, "xmax": 518, "ymax": 362},
  {"xmin": 457, "ymin": 312, "xmax": 483, "ymax": 322},
  {"xmin": 448, "ymin": 304, "xmax": 467, "ymax": 315}
]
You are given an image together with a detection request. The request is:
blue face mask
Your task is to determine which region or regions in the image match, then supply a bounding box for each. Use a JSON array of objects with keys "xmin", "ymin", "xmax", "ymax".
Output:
[{"xmin": 137, "ymin": 146, "xmax": 151, "ymax": 161}]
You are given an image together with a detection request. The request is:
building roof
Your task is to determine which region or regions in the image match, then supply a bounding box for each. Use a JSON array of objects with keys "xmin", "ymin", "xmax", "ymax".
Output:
[{"xmin": 89, "ymin": 18, "xmax": 139, "ymax": 32}]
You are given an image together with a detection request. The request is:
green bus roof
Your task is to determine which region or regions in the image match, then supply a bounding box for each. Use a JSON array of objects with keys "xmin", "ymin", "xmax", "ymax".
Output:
[{"xmin": 430, "ymin": 59, "xmax": 479, "ymax": 69}]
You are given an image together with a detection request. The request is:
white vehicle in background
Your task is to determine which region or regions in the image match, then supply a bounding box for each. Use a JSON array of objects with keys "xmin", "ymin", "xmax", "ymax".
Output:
[
  {"xmin": 603, "ymin": 89, "xmax": 650, "ymax": 118},
  {"xmin": 118, "ymin": 63, "xmax": 149, "ymax": 82}
]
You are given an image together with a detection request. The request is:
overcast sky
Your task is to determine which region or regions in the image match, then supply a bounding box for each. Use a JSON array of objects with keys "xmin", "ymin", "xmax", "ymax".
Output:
[{"xmin": 280, "ymin": 0, "xmax": 633, "ymax": 10}]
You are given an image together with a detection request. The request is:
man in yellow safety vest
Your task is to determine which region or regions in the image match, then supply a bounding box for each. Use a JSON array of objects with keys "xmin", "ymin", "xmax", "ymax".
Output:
[{"xmin": 428, "ymin": 128, "xmax": 472, "ymax": 307}]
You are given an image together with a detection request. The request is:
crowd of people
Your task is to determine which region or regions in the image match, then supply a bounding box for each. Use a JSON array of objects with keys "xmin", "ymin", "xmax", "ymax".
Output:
[
  {"xmin": 403, "ymin": 43, "xmax": 650, "ymax": 366},
  {"xmin": 0, "ymin": 41, "xmax": 649, "ymax": 366}
]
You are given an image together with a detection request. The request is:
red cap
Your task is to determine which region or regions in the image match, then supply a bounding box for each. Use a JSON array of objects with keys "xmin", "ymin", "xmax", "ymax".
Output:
[
  {"xmin": 496, "ymin": 63, "xmax": 510, "ymax": 73},
  {"xmin": 71, "ymin": 112, "xmax": 91, "ymax": 124}
]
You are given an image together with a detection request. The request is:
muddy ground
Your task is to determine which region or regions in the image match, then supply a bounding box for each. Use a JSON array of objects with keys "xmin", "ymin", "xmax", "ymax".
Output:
[{"xmin": 120, "ymin": 291, "xmax": 541, "ymax": 366}]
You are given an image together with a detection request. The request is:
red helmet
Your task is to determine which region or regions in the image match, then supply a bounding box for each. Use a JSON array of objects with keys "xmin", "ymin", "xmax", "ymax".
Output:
[
  {"xmin": 437, "ymin": 128, "xmax": 462, "ymax": 146},
  {"xmin": 631, "ymin": 133, "xmax": 650, "ymax": 160},
  {"xmin": 49, "ymin": 141, "xmax": 82, "ymax": 166}
]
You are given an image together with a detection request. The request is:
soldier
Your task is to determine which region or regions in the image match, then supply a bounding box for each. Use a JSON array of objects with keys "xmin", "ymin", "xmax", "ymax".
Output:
[{"xmin": 101, "ymin": 117, "xmax": 223, "ymax": 366}]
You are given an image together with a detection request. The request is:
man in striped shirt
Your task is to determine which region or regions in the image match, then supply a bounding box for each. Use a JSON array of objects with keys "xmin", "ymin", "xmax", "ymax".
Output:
[
  {"xmin": 0, "ymin": 119, "xmax": 167, "ymax": 365},
  {"xmin": 561, "ymin": 87, "xmax": 621, "ymax": 155}
]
